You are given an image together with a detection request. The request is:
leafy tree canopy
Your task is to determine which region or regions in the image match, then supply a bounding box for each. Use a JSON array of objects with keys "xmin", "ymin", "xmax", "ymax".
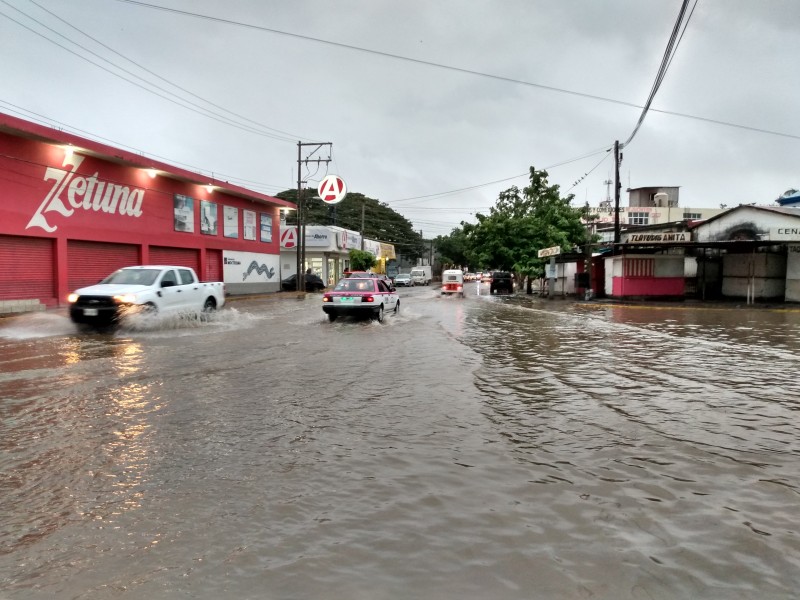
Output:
[
  {"xmin": 434, "ymin": 227, "xmax": 471, "ymax": 270},
  {"xmin": 453, "ymin": 166, "xmax": 592, "ymax": 278},
  {"xmin": 348, "ymin": 249, "xmax": 377, "ymax": 271},
  {"xmin": 276, "ymin": 189, "xmax": 426, "ymax": 261}
]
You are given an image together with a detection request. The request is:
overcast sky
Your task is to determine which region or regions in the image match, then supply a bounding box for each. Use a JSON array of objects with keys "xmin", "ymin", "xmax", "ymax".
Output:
[{"xmin": 3, "ymin": 0, "xmax": 798, "ymax": 237}]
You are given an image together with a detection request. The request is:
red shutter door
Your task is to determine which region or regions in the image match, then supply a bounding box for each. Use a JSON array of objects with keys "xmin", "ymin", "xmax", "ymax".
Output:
[
  {"xmin": 205, "ymin": 249, "xmax": 222, "ymax": 282},
  {"xmin": 67, "ymin": 241, "xmax": 139, "ymax": 290},
  {"xmin": 0, "ymin": 235, "xmax": 55, "ymax": 300},
  {"xmin": 150, "ymin": 246, "xmax": 200, "ymax": 272}
]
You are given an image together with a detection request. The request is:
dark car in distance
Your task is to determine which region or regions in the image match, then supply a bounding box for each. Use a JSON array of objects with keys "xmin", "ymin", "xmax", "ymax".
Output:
[
  {"xmin": 282, "ymin": 272, "xmax": 326, "ymax": 292},
  {"xmin": 489, "ymin": 271, "xmax": 514, "ymax": 294}
]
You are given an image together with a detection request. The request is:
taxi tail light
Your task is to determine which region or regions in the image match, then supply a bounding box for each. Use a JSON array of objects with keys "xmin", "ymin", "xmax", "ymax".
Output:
[
  {"xmin": 322, "ymin": 294, "xmax": 332, "ymax": 302},
  {"xmin": 363, "ymin": 295, "xmax": 375, "ymax": 303}
]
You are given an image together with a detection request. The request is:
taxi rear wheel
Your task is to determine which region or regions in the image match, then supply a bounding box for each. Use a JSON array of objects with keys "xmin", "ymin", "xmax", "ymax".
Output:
[
  {"xmin": 374, "ymin": 305, "xmax": 384, "ymax": 323},
  {"xmin": 394, "ymin": 300, "xmax": 400, "ymax": 313},
  {"xmin": 328, "ymin": 313, "xmax": 337, "ymax": 322}
]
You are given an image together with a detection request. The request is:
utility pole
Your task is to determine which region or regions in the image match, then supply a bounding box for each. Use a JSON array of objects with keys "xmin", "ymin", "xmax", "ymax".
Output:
[
  {"xmin": 613, "ymin": 140, "xmax": 622, "ymax": 248},
  {"xmin": 360, "ymin": 202, "xmax": 365, "ymax": 250},
  {"xmin": 296, "ymin": 141, "xmax": 332, "ymax": 291}
]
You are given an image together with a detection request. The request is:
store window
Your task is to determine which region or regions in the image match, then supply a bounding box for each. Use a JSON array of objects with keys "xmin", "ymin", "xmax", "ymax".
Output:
[
  {"xmin": 327, "ymin": 257, "xmax": 337, "ymax": 286},
  {"xmin": 628, "ymin": 212, "xmax": 649, "ymax": 225},
  {"xmin": 683, "ymin": 212, "xmax": 701, "ymax": 220},
  {"xmin": 308, "ymin": 257, "xmax": 323, "ymax": 278}
]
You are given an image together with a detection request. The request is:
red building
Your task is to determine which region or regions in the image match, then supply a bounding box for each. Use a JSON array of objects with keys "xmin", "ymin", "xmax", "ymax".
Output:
[{"xmin": 0, "ymin": 112, "xmax": 294, "ymax": 309}]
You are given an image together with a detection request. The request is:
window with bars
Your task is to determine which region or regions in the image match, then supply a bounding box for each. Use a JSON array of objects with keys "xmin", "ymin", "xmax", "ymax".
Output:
[
  {"xmin": 683, "ymin": 212, "xmax": 702, "ymax": 220},
  {"xmin": 628, "ymin": 212, "xmax": 649, "ymax": 225}
]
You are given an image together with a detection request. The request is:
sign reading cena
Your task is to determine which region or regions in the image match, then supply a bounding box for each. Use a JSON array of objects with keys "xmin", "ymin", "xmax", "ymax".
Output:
[
  {"xmin": 623, "ymin": 232, "xmax": 690, "ymax": 243},
  {"xmin": 770, "ymin": 228, "xmax": 800, "ymax": 241}
]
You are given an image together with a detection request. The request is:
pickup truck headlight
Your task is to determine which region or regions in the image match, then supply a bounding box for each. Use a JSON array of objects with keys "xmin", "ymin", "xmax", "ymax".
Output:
[
  {"xmin": 113, "ymin": 294, "xmax": 137, "ymax": 304},
  {"xmin": 67, "ymin": 293, "xmax": 79, "ymax": 303}
]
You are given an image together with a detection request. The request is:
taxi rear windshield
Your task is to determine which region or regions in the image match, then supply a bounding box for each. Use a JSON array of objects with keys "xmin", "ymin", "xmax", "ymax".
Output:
[{"xmin": 334, "ymin": 279, "xmax": 374, "ymax": 292}]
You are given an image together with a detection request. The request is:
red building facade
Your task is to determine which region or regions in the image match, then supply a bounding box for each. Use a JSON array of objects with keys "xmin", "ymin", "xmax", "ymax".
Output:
[{"xmin": 0, "ymin": 113, "xmax": 294, "ymax": 307}]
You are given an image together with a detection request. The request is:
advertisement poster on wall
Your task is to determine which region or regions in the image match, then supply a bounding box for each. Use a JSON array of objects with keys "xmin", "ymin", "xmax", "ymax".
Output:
[
  {"xmin": 173, "ymin": 194, "xmax": 194, "ymax": 232},
  {"xmin": 222, "ymin": 250, "xmax": 280, "ymax": 283},
  {"xmin": 200, "ymin": 200, "xmax": 218, "ymax": 235},
  {"xmin": 260, "ymin": 213, "xmax": 272, "ymax": 242},
  {"xmin": 243, "ymin": 209, "xmax": 256, "ymax": 241},
  {"xmin": 223, "ymin": 206, "xmax": 238, "ymax": 238}
]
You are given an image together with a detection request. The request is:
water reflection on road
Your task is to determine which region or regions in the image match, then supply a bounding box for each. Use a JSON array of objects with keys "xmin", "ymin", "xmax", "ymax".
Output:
[{"xmin": 1, "ymin": 287, "xmax": 799, "ymax": 599}]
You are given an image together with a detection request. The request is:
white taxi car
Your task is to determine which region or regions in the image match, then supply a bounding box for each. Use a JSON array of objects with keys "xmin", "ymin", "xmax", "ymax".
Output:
[{"xmin": 322, "ymin": 277, "xmax": 399, "ymax": 322}]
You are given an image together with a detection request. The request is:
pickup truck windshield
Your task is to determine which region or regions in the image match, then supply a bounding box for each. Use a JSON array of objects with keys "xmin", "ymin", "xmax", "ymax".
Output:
[{"xmin": 102, "ymin": 269, "xmax": 161, "ymax": 286}]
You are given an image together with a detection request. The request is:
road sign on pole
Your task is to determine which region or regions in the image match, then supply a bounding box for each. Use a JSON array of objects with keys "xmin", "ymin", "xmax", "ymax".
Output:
[{"xmin": 538, "ymin": 246, "xmax": 561, "ymax": 258}]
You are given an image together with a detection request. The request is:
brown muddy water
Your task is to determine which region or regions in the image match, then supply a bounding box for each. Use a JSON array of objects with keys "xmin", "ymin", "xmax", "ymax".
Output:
[{"xmin": 1, "ymin": 284, "xmax": 799, "ymax": 599}]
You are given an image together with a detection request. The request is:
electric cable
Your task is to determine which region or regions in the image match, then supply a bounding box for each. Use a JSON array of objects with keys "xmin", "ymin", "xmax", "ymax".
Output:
[
  {"xmin": 24, "ymin": 0, "xmax": 312, "ymax": 142},
  {"xmin": 0, "ymin": 1, "xmax": 305, "ymax": 143}
]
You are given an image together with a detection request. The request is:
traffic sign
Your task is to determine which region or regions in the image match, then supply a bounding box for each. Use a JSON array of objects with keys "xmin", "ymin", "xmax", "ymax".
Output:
[
  {"xmin": 318, "ymin": 175, "xmax": 347, "ymax": 204},
  {"xmin": 538, "ymin": 246, "xmax": 562, "ymax": 258},
  {"xmin": 280, "ymin": 227, "xmax": 297, "ymax": 248}
]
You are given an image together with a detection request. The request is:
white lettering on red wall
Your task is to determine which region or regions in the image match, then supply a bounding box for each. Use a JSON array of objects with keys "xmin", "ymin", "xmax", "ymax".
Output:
[{"xmin": 26, "ymin": 153, "xmax": 145, "ymax": 232}]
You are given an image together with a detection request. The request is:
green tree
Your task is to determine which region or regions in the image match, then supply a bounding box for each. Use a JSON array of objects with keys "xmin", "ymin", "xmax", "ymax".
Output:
[
  {"xmin": 348, "ymin": 249, "xmax": 377, "ymax": 271},
  {"xmin": 434, "ymin": 226, "xmax": 470, "ymax": 269},
  {"xmin": 459, "ymin": 166, "xmax": 591, "ymax": 293},
  {"xmin": 276, "ymin": 189, "xmax": 426, "ymax": 261}
]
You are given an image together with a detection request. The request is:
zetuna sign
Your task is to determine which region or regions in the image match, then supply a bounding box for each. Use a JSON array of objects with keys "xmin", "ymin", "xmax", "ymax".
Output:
[{"xmin": 317, "ymin": 175, "xmax": 347, "ymax": 204}]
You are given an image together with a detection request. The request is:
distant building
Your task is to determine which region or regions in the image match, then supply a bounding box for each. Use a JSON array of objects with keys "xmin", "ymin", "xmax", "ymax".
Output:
[{"xmin": 588, "ymin": 186, "xmax": 725, "ymax": 229}]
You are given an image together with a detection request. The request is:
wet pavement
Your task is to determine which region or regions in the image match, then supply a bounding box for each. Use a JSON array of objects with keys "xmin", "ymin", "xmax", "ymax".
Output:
[{"xmin": 1, "ymin": 283, "xmax": 799, "ymax": 599}]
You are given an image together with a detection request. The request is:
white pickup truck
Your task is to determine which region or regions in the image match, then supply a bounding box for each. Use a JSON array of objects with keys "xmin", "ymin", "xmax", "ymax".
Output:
[{"xmin": 68, "ymin": 265, "xmax": 225, "ymax": 327}]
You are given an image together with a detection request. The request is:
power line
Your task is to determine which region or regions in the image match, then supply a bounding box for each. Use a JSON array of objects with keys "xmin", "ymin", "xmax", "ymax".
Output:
[
  {"xmin": 623, "ymin": 0, "xmax": 697, "ymax": 148},
  {"xmin": 26, "ymin": 0, "xmax": 311, "ymax": 142},
  {"xmin": 0, "ymin": 100, "xmax": 291, "ymax": 191},
  {"xmin": 0, "ymin": 0, "xmax": 308, "ymax": 143},
  {"xmin": 115, "ymin": 0, "xmax": 799, "ymax": 144},
  {"xmin": 390, "ymin": 145, "xmax": 613, "ymax": 206}
]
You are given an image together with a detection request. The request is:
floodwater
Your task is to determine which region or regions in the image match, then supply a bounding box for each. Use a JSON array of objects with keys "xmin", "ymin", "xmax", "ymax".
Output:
[{"xmin": 1, "ymin": 284, "xmax": 799, "ymax": 599}]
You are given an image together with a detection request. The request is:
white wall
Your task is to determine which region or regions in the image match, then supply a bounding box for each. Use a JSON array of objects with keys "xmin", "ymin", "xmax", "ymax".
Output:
[
  {"xmin": 722, "ymin": 253, "xmax": 786, "ymax": 299},
  {"xmin": 785, "ymin": 245, "xmax": 800, "ymax": 302}
]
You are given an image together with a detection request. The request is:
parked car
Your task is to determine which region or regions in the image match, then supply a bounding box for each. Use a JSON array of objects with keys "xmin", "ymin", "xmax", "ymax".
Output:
[
  {"xmin": 394, "ymin": 272, "xmax": 413, "ymax": 287},
  {"xmin": 481, "ymin": 272, "xmax": 492, "ymax": 283},
  {"xmin": 489, "ymin": 271, "xmax": 514, "ymax": 294},
  {"xmin": 282, "ymin": 272, "xmax": 326, "ymax": 292},
  {"xmin": 322, "ymin": 277, "xmax": 399, "ymax": 322}
]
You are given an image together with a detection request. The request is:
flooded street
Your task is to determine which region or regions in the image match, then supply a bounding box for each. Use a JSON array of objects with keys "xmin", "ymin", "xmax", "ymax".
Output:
[{"xmin": 2, "ymin": 284, "xmax": 799, "ymax": 599}]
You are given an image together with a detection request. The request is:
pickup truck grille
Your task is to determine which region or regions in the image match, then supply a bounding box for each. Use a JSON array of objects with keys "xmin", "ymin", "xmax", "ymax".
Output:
[{"xmin": 73, "ymin": 295, "xmax": 117, "ymax": 308}]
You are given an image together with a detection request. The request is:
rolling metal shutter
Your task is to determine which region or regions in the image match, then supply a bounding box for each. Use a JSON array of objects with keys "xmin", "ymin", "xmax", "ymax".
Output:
[
  {"xmin": 150, "ymin": 246, "xmax": 200, "ymax": 273},
  {"xmin": 205, "ymin": 249, "xmax": 222, "ymax": 282},
  {"xmin": 67, "ymin": 240, "xmax": 139, "ymax": 290},
  {"xmin": 0, "ymin": 235, "xmax": 55, "ymax": 300}
]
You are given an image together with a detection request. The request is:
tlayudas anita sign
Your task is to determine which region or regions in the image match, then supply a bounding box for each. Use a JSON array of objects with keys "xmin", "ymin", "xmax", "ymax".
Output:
[{"xmin": 622, "ymin": 232, "xmax": 690, "ymax": 243}]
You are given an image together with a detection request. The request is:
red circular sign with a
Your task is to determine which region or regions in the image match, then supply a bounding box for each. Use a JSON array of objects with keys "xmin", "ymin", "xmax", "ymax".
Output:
[
  {"xmin": 281, "ymin": 227, "xmax": 297, "ymax": 248},
  {"xmin": 318, "ymin": 175, "xmax": 347, "ymax": 204}
]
